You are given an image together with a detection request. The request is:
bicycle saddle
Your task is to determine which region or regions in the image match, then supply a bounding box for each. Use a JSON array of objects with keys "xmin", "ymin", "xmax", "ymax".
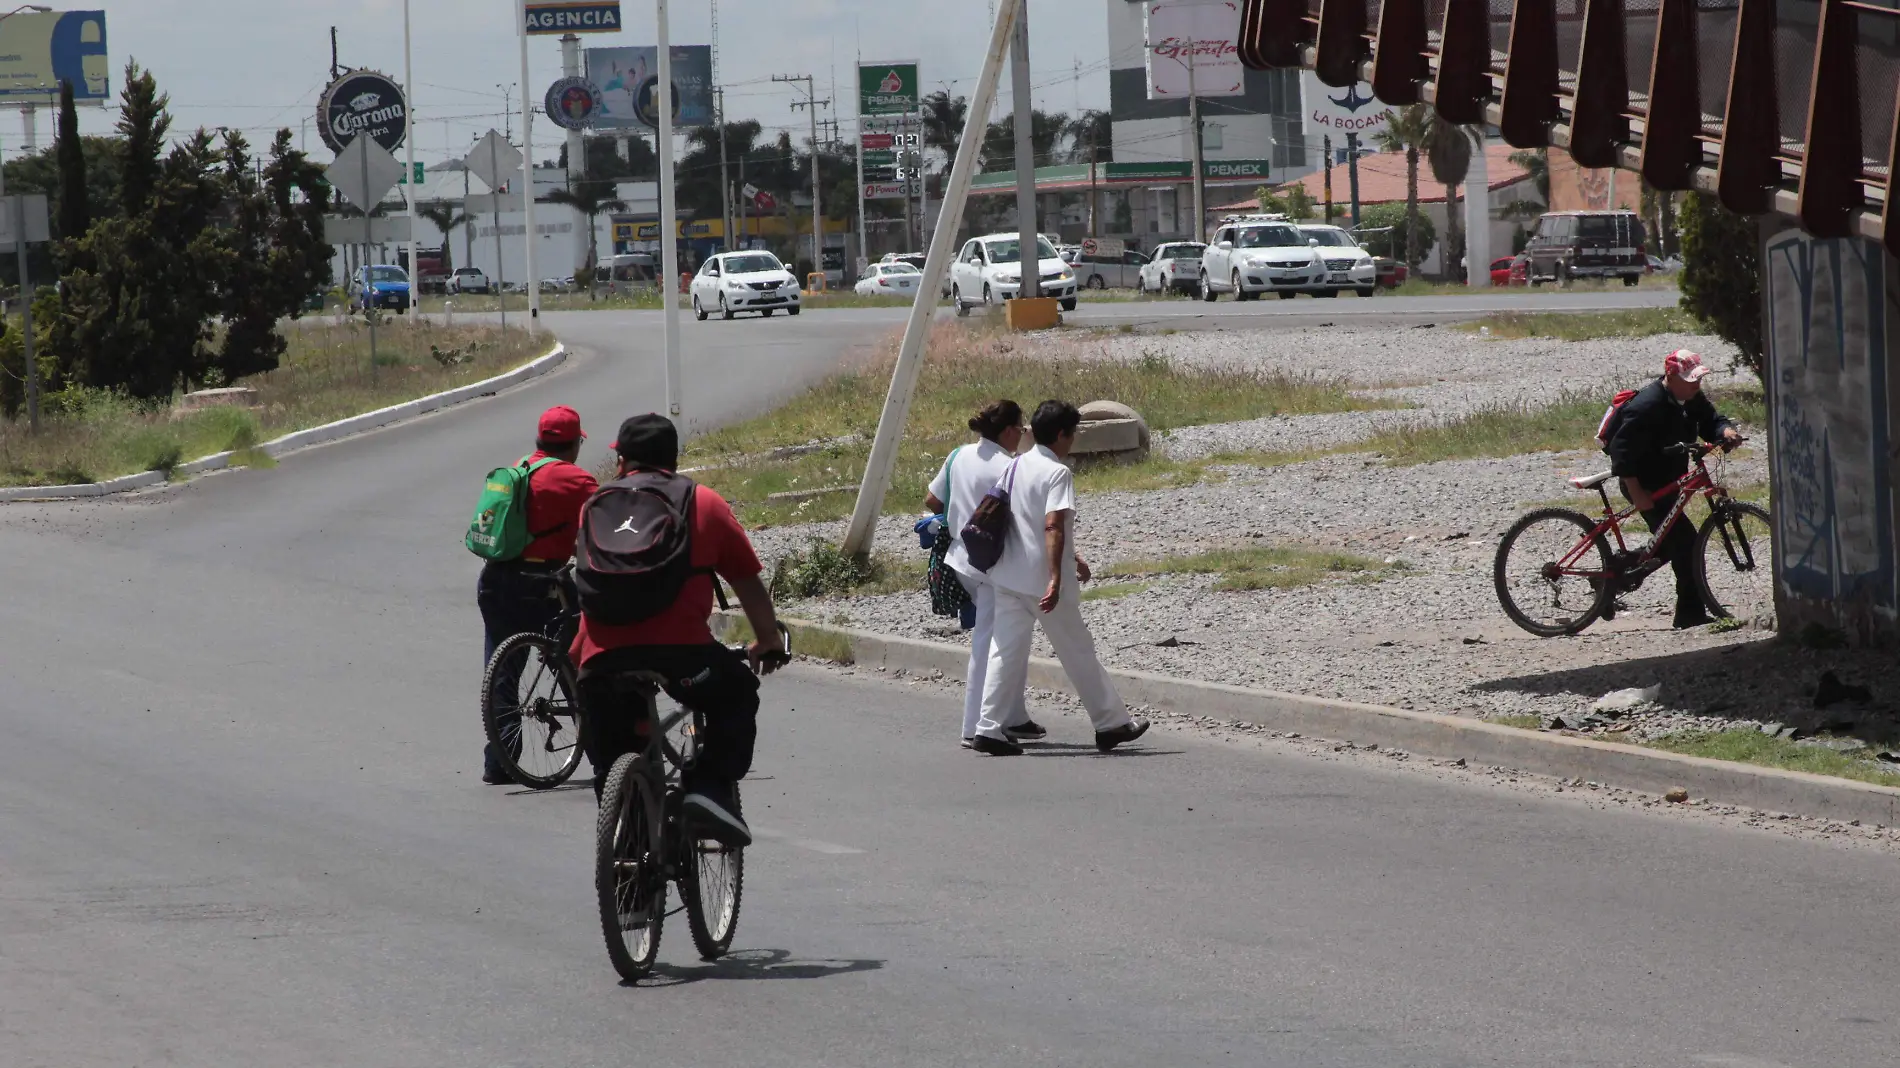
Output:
[{"xmin": 1570, "ymin": 470, "xmax": 1615, "ymax": 489}]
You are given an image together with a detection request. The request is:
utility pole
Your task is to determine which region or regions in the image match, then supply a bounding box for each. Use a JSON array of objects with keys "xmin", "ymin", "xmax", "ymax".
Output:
[
  {"xmin": 854, "ymin": 52, "xmax": 867, "ymax": 270},
  {"xmin": 1347, "ymin": 131, "xmax": 1361, "ymax": 227},
  {"xmin": 716, "ymin": 88, "xmax": 732, "ymax": 249},
  {"xmin": 656, "ymin": 0, "xmax": 683, "ymax": 421},
  {"xmin": 497, "ymin": 82, "xmax": 513, "ymax": 141},
  {"xmin": 1188, "ymin": 35, "xmax": 1204, "ymax": 243},
  {"xmin": 404, "ymin": 0, "xmax": 419, "ymax": 315},
  {"xmin": 1009, "ymin": 0, "xmax": 1038, "ymax": 299},
  {"xmin": 1323, "ymin": 134, "xmax": 1333, "ymax": 222},
  {"xmin": 516, "ymin": 0, "xmax": 539, "ymax": 330},
  {"xmin": 331, "ymin": 26, "xmax": 341, "ymax": 79},
  {"xmin": 1088, "ymin": 138, "xmax": 1099, "ymax": 237},
  {"xmin": 775, "ymin": 74, "xmax": 827, "ymax": 283}
]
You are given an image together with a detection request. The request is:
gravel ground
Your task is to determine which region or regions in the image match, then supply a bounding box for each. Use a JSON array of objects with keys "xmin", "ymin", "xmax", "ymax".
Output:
[{"xmin": 754, "ymin": 323, "xmax": 1900, "ymax": 753}]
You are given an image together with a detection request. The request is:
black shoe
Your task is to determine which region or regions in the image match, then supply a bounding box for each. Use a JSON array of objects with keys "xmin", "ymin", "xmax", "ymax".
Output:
[
  {"xmin": 482, "ymin": 768, "xmax": 515, "ymax": 785},
  {"xmin": 1005, "ymin": 719, "xmax": 1048, "ymax": 741},
  {"xmin": 969, "ymin": 733, "xmax": 1023, "ymax": 756},
  {"xmin": 682, "ymin": 789, "xmax": 753, "ymax": 848},
  {"xmin": 1673, "ymin": 607, "xmax": 1717, "ymax": 630},
  {"xmin": 1095, "ymin": 718, "xmax": 1152, "ymax": 753}
]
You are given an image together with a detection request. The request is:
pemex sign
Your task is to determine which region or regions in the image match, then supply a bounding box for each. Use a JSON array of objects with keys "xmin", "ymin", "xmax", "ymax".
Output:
[{"xmin": 859, "ymin": 61, "xmax": 919, "ymax": 116}]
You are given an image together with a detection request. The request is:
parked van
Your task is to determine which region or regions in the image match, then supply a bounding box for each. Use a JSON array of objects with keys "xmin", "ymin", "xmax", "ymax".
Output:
[
  {"xmin": 1073, "ymin": 247, "xmax": 1150, "ymax": 289},
  {"xmin": 1523, "ymin": 210, "xmax": 1647, "ymax": 286}
]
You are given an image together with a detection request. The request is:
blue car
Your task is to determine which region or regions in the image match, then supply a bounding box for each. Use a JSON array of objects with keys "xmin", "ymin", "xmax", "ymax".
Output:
[{"xmin": 355, "ymin": 264, "xmax": 412, "ymax": 313}]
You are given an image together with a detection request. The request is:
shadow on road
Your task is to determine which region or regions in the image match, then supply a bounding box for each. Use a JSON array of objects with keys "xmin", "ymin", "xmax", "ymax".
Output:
[
  {"xmin": 631, "ymin": 947, "xmax": 885, "ymax": 988},
  {"xmin": 1021, "ymin": 742, "xmax": 1185, "ymax": 758}
]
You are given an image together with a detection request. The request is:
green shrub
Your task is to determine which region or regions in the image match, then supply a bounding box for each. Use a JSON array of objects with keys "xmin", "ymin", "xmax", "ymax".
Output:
[
  {"xmin": 770, "ymin": 541, "xmax": 879, "ymax": 599},
  {"xmin": 1677, "ymin": 191, "xmax": 1764, "ymax": 381}
]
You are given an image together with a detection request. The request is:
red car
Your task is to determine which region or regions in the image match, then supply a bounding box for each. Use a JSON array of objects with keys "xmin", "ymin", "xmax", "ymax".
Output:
[{"xmin": 1489, "ymin": 256, "xmax": 1516, "ymax": 286}]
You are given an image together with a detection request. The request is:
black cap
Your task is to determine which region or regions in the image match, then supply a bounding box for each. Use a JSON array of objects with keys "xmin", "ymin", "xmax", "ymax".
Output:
[{"xmin": 614, "ymin": 413, "xmax": 679, "ymax": 471}]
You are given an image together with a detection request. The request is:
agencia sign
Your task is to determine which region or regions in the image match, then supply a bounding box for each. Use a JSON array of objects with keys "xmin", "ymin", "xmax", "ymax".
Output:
[
  {"xmin": 1145, "ymin": 0, "xmax": 1244, "ymax": 99},
  {"xmin": 1299, "ymin": 71, "xmax": 1392, "ymax": 138}
]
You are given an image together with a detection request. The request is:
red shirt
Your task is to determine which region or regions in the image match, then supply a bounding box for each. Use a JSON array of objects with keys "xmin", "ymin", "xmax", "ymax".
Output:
[
  {"xmin": 520, "ymin": 452, "xmax": 599, "ymax": 563},
  {"xmin": 572, "ymin": 483, "xmax": 762, "ymax": 663}
]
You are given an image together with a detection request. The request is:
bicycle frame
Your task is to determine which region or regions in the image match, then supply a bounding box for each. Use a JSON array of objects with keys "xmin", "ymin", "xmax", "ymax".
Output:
[{"xmin": 1554, "ymin": 454, "xmax": 1723, "ymax": 579}]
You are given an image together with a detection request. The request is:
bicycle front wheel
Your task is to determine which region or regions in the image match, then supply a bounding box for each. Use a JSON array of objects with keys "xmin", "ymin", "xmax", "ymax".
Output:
[
  {"xmin": 1695, "ymin": 500, "xmax": 1775, "ymax": 628},
  {"xmin": 681, "ymin": 783, "xmax": 745, "ymax": 960},
  {"xmin": 481, "ymin": 632, "xmax": 585, "ymax": 789},
  {"xmin": 596, "ymin": 753, "xmax": 665, "ymax": 981},
  {"xmin": 1494, "ymin": 508, "xmax": 1614, "ymax": 636}
]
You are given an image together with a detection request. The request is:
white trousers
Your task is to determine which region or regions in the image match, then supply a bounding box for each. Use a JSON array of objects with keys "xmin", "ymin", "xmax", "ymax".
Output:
[
  {"xmin": 958, "ymin": 574, "xmax": 1025, "ymax": 738},
  {"xmin": 976, "ymin": 587, "xmax": 1131, "ymax": 739}
]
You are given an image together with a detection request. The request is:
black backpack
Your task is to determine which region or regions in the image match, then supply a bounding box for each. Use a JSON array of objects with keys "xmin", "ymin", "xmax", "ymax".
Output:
[{"xmin": 574, "ymin": 469, "xmax": 700, "ymax": 625}]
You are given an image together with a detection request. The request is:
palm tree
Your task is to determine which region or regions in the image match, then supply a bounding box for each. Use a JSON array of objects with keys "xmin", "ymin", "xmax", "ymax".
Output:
[
  {"xmin": 1508, "ymin": 147, "xmax": 1550, "ymax": 202},
  {"xmin": 981, "ymin": 110, "xmax": 1068, "ymax": 171},
  {"xmin": 1424, "ymin": 118, "xmax": 1474, "ymax": 279},
  {"xmin": 1372, "ymin": 104, "xmax": 1434, "ymax": 270},
  {"xmin": 415, "ymin": 200, "xmax": 470, "ymax": 273},
  {"xmin": 545, "ymin": 179, "xmax": 627, "ymax": 296},
  {"xmin": 921, "ymin": 90, "xmax": 968, "ymax": 177}
]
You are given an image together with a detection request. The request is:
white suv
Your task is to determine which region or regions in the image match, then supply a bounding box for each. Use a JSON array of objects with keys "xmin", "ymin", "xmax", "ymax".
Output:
[
  {"xmin": 446, "ymin": 267, "xmax": 490, "ymax": 295},
  {"xmin": 1299, "ymin": 224, "xmax": 1379, "ymax": 297},
  {"xmin": 1198, "ymin": 214, "xmax": 1327, "ymax": 301},
  {"xmin": 949, "ymin": 232, "xmax": 1077, "ymax": 315}
]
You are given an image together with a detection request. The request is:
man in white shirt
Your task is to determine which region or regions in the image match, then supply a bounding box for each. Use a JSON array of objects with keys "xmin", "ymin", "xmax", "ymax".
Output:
[
  {"xmin": 970, "ymin": 400, "xmax": 1151, "ymax": 756},
  {"xmin": 926, "ymin": 401, "xmax": 1042, "ymax": 748}
]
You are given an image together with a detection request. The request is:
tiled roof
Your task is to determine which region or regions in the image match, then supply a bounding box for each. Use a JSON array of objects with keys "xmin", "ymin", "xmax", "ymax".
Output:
[{"xmin": 1211, "ymin": 142, "xmax": 1534, "ymax": 212}]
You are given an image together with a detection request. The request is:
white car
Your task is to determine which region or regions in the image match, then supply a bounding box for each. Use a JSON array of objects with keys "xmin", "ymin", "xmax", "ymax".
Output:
[
  {"xmin": 1137, "ymin": 242, "xmax": 1206, "ymax": 296},
  {"xmin": 445, "ymin": 267, "xmax": 490, "ymax": 295},
  {"xmin": 1198, "ymin": 214, "xmax": 1328, "ymax": 301},
  {"xmin": 691, "ymin": 251, "xmax": 803, "ymax": 320},
  {"xmin": 948, "ymin": 232, "xmax": 1078, "ymax": 316},
  {"xmin": 856, "ymin": 261, "xmax": 924, "ymax": 297},
  {"xmin": 1298, "ymin": 224, "xmax": 1379, "ymax": 297}
]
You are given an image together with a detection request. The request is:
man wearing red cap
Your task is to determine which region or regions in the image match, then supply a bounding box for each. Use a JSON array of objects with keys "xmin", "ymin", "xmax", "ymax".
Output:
[
  {"xmin": 1603, "ymin": 350, "xmax": 1742, "ymax": 629},
  {"xmin": 477, "ymin": 405, "xmax": 599, "ymax": 783}
]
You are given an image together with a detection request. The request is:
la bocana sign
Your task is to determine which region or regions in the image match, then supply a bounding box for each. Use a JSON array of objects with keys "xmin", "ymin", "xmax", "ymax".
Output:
[
  {"xmin": 319, "ymin": 69, "xmax": 407, "ymax": 155},
  {"xmin": 859, "ymin": 61, "xmax": 919, "ymax": 116}
]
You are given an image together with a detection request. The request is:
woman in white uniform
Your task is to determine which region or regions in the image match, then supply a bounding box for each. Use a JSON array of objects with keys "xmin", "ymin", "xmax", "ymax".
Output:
[{"xmin": 925, "ymin": 401, "xmax": 1044, "ymax": 747}]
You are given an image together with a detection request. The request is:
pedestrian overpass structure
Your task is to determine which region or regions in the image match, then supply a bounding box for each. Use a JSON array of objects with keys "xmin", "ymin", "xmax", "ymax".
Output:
[{"xmin": 1241, "ymin": 0, "xmax": 1900, "ymax": 642}]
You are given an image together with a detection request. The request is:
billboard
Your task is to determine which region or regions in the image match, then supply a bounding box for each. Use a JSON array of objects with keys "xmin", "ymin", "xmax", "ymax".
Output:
[
  {"xmin": 858, "ymin": 61, "xmax": 919, "ymax": 116},
  {"xmin": 318, "ymin": 70, "xmax": 407, "ymax": 154},
  {"xmin": 586, "ymin": 46, "xmax": 714, "ymax": 129},
  {"xmin": 0, "ymin": 10, "xmax": 108, "ymax": 105},
  {"xmin": 1145, "ymin": 1, "xmax": 1243, "ymax": 99},
  {"xmin": 1298, "ymin": 71, "xmax": 1391, "ymax": 139},
  {"xmin": 525, "ymin": 1, "xmax": 622, "ymax": 35}
]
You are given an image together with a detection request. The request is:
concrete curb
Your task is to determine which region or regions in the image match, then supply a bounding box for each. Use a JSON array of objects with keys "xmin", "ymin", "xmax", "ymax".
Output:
[
  {"xmin": 722, "ymin": 613, "xmax": 1900, "ymax": 828},
  {"xmin": 0, "ymin": 342, "xmax": 568, "ymax": 502}
]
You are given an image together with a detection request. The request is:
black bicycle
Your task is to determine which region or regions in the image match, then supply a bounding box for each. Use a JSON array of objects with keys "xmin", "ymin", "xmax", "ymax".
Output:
[
  {"xmin": 479, "ymin": 570, "xmax": 586, "ymax": 789},
  {"xmin": 596, "ymin": 626, "xmax": 790, "ymax": 981}
]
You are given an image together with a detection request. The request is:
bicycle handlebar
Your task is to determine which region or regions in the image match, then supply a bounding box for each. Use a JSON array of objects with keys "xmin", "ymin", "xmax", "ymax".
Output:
[{"xmin": 1664, "ymin": 437, "xmax": 1745, "ymax": 459}]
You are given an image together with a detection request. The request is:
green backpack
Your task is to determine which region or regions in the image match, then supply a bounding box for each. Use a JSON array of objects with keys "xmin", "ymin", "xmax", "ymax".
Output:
[{"xmin": 465, "ymin": 456, "xmax": 560, "ymax": 561}]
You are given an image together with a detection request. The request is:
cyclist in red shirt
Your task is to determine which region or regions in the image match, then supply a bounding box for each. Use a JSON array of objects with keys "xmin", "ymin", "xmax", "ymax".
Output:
[
  {"xmin": 478, "ymin": 405, "xmax": 599, "ymax": 784},
  {"xmin": 573, "ymin": 414, "xmax": 786, "ymax": 846}
]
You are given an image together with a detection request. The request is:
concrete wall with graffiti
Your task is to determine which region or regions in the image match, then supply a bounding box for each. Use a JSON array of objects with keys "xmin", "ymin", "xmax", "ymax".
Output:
[{"xmin": 1762, "ymin": 223, "xmax": 1897, "ymax": 643}]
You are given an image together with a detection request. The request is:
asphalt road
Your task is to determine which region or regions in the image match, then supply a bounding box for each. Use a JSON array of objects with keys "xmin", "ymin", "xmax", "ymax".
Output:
[{"xmin": 3, "ymin": 301, "xmax": 1895, "ymax": 1067}]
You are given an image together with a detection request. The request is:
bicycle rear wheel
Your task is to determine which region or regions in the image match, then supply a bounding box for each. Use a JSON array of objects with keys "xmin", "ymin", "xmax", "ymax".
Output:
[
  {"xmin": 481, "ymin": 632, "xmax": 585, "ymax": 789},
  {"xmin": 1695, "ymin": 500, "xmax": 1775, "ymax": 627},
  {"xmin": 596, "ymin": 753, "xmax": 665, "ymax": 981},
  {"xmin": 1494, "ymin": 508, "xmax": 1614, "ymax": 636},
  {"xmin": 681, "ymin": 783, "xmax": 744, "ymax": 960}
]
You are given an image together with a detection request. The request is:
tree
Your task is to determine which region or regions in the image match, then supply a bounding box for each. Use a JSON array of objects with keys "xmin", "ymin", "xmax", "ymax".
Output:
[
  {"xmin": 116, "ymin": 61, "xmax": 170, "ymax": 217},
  {"xmin": 1425, "ymin": 118, "xmax": 1473, "ymax": 277},
  {"xmin": 982, "ymin": 110, "xmax": 1068, "ymax": 171},
  {"xmin": 209, "ymin": 129, "xmax": 332, "ymax": 383},
  {"xmin": 1371, "ymin": 105, "xmax": 1433, "ymax": 270},
  {"xmin": 1676, "ymin": 191, "xmax": 1763, "ymax": 379},
  {"xmin": 1508, "ymin": 147, "xmax": 1550, "ymax": 202},
  {"xmin": 921, "ymin": 90, "xmax": 968, "ymax": 176},
  {"xmin": 1356, "ymin": 201, "xmax": 1436, "ymax": 261},
  {"xmin": 1284, "ymin": 183, "xmax": 1317, "ymax": 220},
  {"xmin": 677, "ymin": 119, "xmax": 761, "ymax": 221},
  {"xmin": 545, "ymin": 179, "xmax": 627, "ymax": 283},
  {"xmin": 54, "ymin": 79, "xmax": 88, "ymax": 242},
  {"xmin": 414, "ymin": 200, "xmax": 469, "ymax": 272},
  {"xmin": 1064, "ymin": 109, "xmax": 1113, "ymax": 164}
]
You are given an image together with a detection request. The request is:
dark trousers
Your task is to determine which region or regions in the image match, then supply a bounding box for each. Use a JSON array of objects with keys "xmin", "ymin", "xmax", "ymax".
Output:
[
  {"xmin": 578, "ymin": 643, "xmax": 760, "ymax": 802},
  {"xmin": 1638, "ymin": 491, "xmax": 1703, "ymax": 610},
  {"xmin": 477, "ymin": 562, "xmax": 565, "ymax": 776}
]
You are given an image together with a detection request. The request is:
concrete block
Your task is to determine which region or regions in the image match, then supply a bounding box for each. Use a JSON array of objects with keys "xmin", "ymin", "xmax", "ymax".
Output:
[{"xmin": 1006, "ymin": 297, "xmax": 1061, "ymax": 331}]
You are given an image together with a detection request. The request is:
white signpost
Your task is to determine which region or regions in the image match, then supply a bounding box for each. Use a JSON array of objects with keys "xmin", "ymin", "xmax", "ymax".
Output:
[{"xmin": 467, "ymin": 129, "xmax": 525, "ymax": 328}]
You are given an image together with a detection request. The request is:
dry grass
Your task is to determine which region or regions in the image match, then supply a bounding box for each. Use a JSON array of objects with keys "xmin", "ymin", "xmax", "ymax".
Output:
[
  {"xmin": 1455, "ymin": 307, "xmax": 1702, "ymax": 341},
  {"xmin": 686, "ymin": 318, "xmax": 1392, "ymax": 527},
  {"xmin": 1103, "ymin": 543, "xmax": 1403, "ymax": 591},
  {"xmin": 0, "ymin": 320, "xmax": 545, "ymax": 487}
]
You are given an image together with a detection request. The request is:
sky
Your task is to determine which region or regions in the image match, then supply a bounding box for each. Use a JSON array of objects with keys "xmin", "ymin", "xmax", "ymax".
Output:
[{"xmin": 58, "ymin": 0, "xmax": 1119, "ymax": 167}]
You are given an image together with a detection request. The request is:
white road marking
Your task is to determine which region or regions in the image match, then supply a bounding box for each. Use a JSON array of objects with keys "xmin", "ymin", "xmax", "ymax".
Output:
[
  {"xmin": 750, "ymin": 828, "xmax": 864, "ymax": 855},
  {"xmin": 1693, "ymin": 1054, "xmax": 1797, "ymax": 1068}
]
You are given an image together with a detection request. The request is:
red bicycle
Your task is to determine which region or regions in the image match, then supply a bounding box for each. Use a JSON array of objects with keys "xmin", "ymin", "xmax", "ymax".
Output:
[{"xmin": 1494, "ymin": 441, "xmax": 1774, "ymax": 636}]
